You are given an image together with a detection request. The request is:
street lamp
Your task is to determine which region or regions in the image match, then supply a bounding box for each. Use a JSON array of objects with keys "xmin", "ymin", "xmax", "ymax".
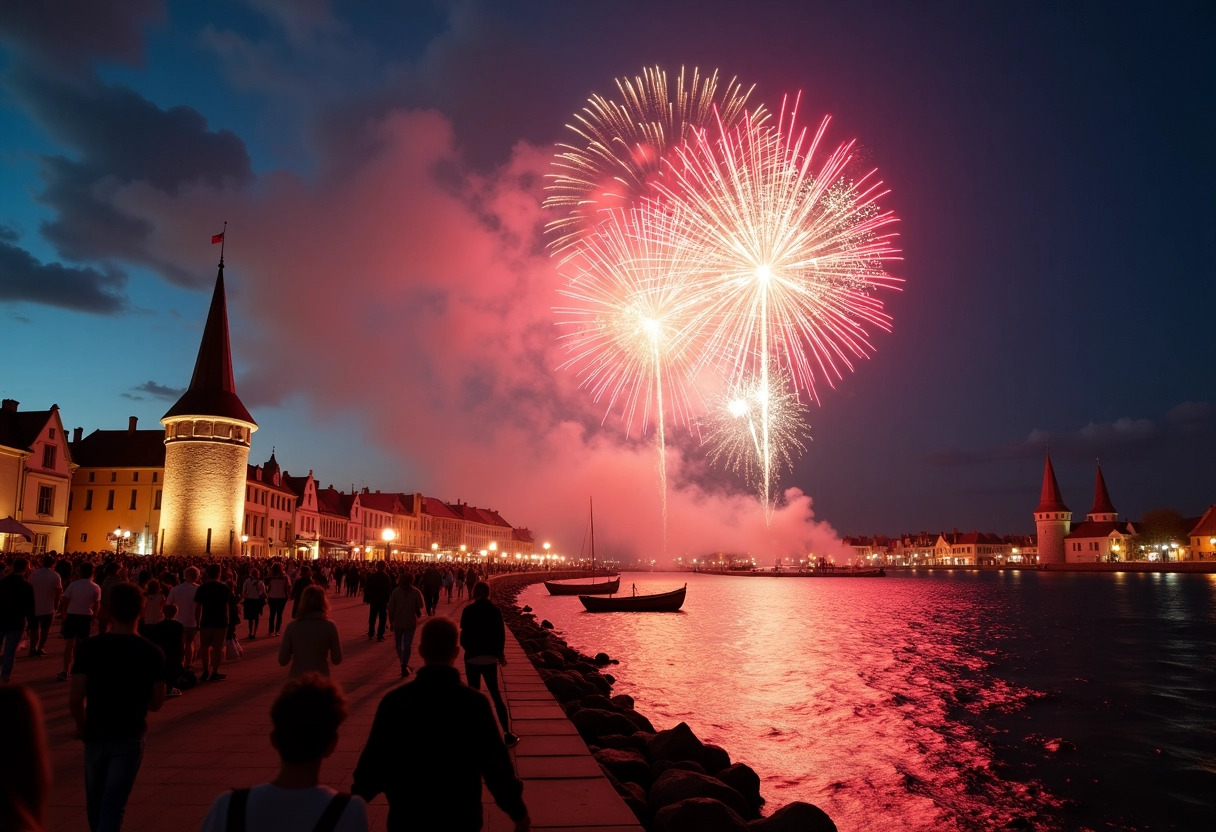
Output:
[
  {"xmin": 111, "ymin": 527, "xmax": 130, "ymax": 555},
  {"xmin": 460, "ymin": 544, "xmax": 467, "ymax": 561},
  {"xmin": 489, "ymin": 541, "xmax": 497, "ymax": 561},
  {"xmin": 241, "ymin": 534, "xmax": 249, "ymax": 557},
  {"xmin": 543, "ymin": 541, "xmax": 551, "ymax": 563},
  {"xmin": 431, "ymin": 542, "xmax": 439, "ymax": 560},
  {"xmin": 382, "ymin": 527, "xmax": 396, "ymax": 560}
]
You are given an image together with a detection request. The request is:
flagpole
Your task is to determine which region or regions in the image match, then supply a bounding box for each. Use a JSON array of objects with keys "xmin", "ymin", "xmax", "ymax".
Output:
[{"xmin": 219, "ymin": 220, "xmax": 227, "ymax": 266}]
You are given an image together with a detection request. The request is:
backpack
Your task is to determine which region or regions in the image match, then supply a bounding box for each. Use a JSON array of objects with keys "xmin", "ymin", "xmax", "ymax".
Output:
[{"xmin": 226, "ymin": 788, "xmax": 352, "ymax": 832}]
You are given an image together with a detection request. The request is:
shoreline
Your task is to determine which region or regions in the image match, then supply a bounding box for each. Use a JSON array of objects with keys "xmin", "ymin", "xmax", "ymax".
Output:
[
  {"xmin": 489, "ymin": 571, "xmax": 839, "ymax": 831},
  {"xmin": 691, "ymin": 562, "xmax": 1216, "ymax": 575}
]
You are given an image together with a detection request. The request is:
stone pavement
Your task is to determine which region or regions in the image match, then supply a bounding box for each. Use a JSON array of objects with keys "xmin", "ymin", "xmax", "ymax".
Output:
[{"xmin": 19, "ymin": 582, "xmax": 642, "ymax": 832}]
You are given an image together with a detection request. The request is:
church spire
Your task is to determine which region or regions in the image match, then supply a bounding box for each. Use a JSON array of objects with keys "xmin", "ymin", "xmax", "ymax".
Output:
[
  {"xmin": 1035, "ymin": 451, "xmax": 1069, "ymax": 513},
  {"xmin": 163, "ymin": 259, "xmax": 256, "ymax": 425},
  {"xmin": 1088, "ymin": 462, "xmax": 1117, "ymax": 519}
]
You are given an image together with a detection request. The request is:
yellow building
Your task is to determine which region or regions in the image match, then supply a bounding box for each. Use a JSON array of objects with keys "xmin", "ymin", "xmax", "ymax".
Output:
[
  {"xmin": 1189, "ymin": 505, "xmax": 1216, "ymax": 561},
  {"xmin": 67, "ymin": 419, "xmax": 165, "ymax": 554},
  {"xmin": 0, "ymin": 400, "xmax": 74, "ymax": 554}
]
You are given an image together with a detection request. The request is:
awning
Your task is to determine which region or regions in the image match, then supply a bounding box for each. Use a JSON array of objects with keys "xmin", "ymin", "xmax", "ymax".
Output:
[
  {"xmin": 317, "ymin": 538, "xmax": 351, "ymax": 550},
  {"xmin": 0, "ymin": 516, "xmax": 34, "ymax": 541}
]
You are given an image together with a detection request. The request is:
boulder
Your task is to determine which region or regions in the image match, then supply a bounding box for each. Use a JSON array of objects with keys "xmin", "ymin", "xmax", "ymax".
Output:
[
  {"xmin": 648, "ymin": 769, "xmax": 751, "ymax": 818},
  {"xmin": 571, "ymin": 660, "xmax": 599, "ymax": 675},
  {"xmin": 604, "ymin": 673, "xmax": 616, "ymax": 684},
  {"xmin": 536, "ymin": 650, "xmax": 566, "ymax": 670},
  {"xmin": 541, "ymin": 619, "xmax": 555, "ymax": 629},
  {"xmin": 748, "ymin": 801, "xmax": 837, "ymax": 832},
  {"xmin": 620, "ymin": 708, "xmax": 656, "ymax": 733},
  {"xmin": 594, "ymin": 651, "xmax": 612, "ymax": 665},
  {"xmin": 544, "ymin": 674, "xmax": 585, "ymax": 703},
  {"xmin": 718, "ymin": 764, "xmax": 763, "ymax": 812},
  {"xmin": 595, "ymin": 733, "xmax": 640, "ymax": 752},
  {"xmin": 611, "ymin": 693, "xmax": 635, "ymax": 710},
  {"xmin": 652, "ymin": 759, "xmax": 707, "ymax": 781},
  {"xmin": 701, "ymin": 743, "xmax": 731, "ymax": 774},
  {"xmin": 521, "ymin": 604, "xmax": 532, "ymax": 612},
  {"xmin": 580, "ymin": 694, "xmax": 620, "ymax": 712},
  {"xmin": 581, "ymin": 672, "xmax": 612, "ymax": 696},
  {"xmin": 653, "ymin": 798, "xmax": 749, "ymax": 832},
  {"xmin": 649, "ymin": 722, "xmax": 707, "ymax": 765},
  {"xmin": 570, "ymin": 708, "xmax": 640, "ymax": 743},
  {"xmin": 594, "ymin": 747, "xmax": 652, "ymax": 788}
]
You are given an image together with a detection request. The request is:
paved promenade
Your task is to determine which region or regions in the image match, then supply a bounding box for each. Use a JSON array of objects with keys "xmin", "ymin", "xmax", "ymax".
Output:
[{"xmin": 22, "ymin": 584, "xmax": 642, "ymax": 832}]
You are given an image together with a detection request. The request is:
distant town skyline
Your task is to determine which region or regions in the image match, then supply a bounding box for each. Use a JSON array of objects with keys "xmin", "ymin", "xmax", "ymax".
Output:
[{"xmin": 1, "ymin": 2, "xmax": 1213, "ymax": 556}]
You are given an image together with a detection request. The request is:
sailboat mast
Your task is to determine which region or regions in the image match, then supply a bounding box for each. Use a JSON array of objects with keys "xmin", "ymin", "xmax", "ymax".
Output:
[{"xmin": 590, "ymin": 496, "xmax": 595, "ymax": 573}]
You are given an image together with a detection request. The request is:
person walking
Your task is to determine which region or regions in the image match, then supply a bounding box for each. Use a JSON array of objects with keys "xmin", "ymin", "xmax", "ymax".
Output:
[
  {"xmin": 0, "ymin": 558, "xmax": 35, "ymax": 683},
  {"xmin": 290, "ymin": 565, "xmax": 313, "ymax": 619},
  {"xmin": 459, "ymin": 581, "xmax": 517, "ymax": 747},
  {"xmin": 242, "ymin": 568, "xmax": 267, "ymax": 639},
  {"xmin": 362, "ymin": 561, "xmax": 391, "ymax": 642},
  {"xmin": 420, "ymin": 564, "xmax": 442, "ymax": 616},
  {"xmin": 352, "ymin": 617, "xmax": 530, "ymax": 832},
  {"xmin": 58, "ymin": 561, "xmax": 101, "ymax": 682},
  {"xmin": 69, "ymin": 581, "xmax": 165, "ymax": 832},
  {"xmin": 265, "ymin": 564, "xmax": 290, "ymax": 636},
  {"xmin": 140, "ymin": 579, "xmax": 166, "ymax": 633},
  {"xmin": 28, "ymin": 555, "xmax": 63, "ymax": 658},
  {"xmin": 144, "ymin": 602, "xmax": 185, "ymax": 696},
  {"xmin": 198, "ymin": 674, "xmax": 368, "ymax": 832},
  {"xmin": 166, "ymin": 566, "xmax": 201, "ymax": 671},
  {"xmin": 194, "ymin": 564, "xmax": 234, "ymax": 682},
  {"xmin": 386, "ymin": 573, "xmax": 424, "ymax": 678},
  {"xmin": 278, "ymin": 586, "xmax": 342, "ymax": 678},
  {"xmin": 463, "ymin": 567, "xmax": 477, "ymax": 601}
]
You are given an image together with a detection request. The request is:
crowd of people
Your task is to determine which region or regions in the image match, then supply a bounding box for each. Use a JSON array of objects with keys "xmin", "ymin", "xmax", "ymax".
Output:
[{"xmin": 0, "ymin": 550, "xmax": 550, "ymax": 832}]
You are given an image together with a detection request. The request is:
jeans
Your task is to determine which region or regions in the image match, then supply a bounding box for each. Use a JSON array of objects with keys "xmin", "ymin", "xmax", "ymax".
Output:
[
  {"xmin": 1, "ymin": 628, "xmax": 22, "ymax": 680},
  {"xmin": 84, "ymin": 737, "xmax": 145, "ymax": 832},
  {"xmin": 368, "ymin": 604, "xmax": 387, "ymax": 639},
  {"xmin": 466, "ymin": 660, "xmax": 510, "ymax": 732},
  {"xmin": 394, "ymin": 627, "xmax": 416, "ymax": 667},
  {"xmin": 266, "ymin": 598, "xmax": 287, "ymax": 633}
]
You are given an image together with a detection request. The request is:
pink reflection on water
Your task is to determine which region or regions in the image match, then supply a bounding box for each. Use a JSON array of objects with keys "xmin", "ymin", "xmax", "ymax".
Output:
[{"xmin": 518, "ymin": 572, "xmax": 1054, "ymax": 831}]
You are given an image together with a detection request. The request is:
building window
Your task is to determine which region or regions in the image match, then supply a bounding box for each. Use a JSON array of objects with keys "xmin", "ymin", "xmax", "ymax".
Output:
[
  {"xmin": 129, "ymin": 490, "xmax": 138, "ymax": 510},
  {"xmin": 37, "ymin": 485, "xmax": 54, "ymax": 515},
  {"xmin": 110, "ymin": 471, "xmax": 117, "ymax": 482},
  {"xmin": 85, "ymin": 490, "xmax": 93, "ymax": 510},
  {"xmin": 33, "ymin": 533, "xmax": 47, "ymax": 555},
  {"xmin": 80, "ymin": 533, "xmax": 87, "ymax": 542},
  {"xmin": 133, "ymin": 471, "xmax": 139, "ymax": 482},
  {"xmin": 68, "ymin": 491, "xmax": 74, "ymax": 511},
  {"xmin": 43, "ymin": 445, "xmax": 57, "ymax": 469},
  {"xmin": 106, "ymin": 490, "xmax": 115, "ymax": 510},
  {"xmin": 49, "ymin": 427, "xmax": 56, "ymax": 439},
  {"xmin": 88, "ymin": 471, "xmax": 95, "ymax": 483},
  {"xmin": 205, "ymin": 528, "xmax": 212, "ymax": 554},
  {"xmin": 154, "ymin": 490, "xmax": 162, "ymax": 510}
]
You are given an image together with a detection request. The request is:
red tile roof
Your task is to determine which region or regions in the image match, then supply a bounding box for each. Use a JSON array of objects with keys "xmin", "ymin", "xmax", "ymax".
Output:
[
  {"xmin": 1065, "ymin": 520, "xmax": 1131, "ymax": 539},
  {"xmin": 1189, "ymin": 505, "xmax": 1216, "ymax": 538},
  {"xmin": 1089, "ymin": 464, "xmax": 1117, "ymax": 516},
  {"xmin": 1035, "ymin": 452, "xmax": 1070, "ymax": 513},
  {"xmin": 0, "ymin": 405, "xmax": 55, "ymax": 454},
  {"xmin": 422, "ymin": 497, "xmax": 460, "ymax": 520},
  {"xmin": 359, "ymin": 492, "xmax": 402, "ymax": 513}
]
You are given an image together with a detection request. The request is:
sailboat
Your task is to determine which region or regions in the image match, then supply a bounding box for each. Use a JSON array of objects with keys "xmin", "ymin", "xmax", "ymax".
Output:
[{"xmin": 544, "ymin": 498, "xmax": 620, "ymax": 596}]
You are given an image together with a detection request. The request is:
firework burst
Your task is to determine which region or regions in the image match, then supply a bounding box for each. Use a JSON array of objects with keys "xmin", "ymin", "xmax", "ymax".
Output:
[{"xmin": 545, "ymin": 66, "xmax": 757, "ymax": 257}]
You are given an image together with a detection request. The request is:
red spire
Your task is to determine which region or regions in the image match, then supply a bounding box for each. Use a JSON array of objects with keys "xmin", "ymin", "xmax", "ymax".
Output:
[
  {"xmin": 1035, "ymin": 452, "xmax": 1069, "ymax": 513},
  {"xmin": 1090, "ymin": 463, "xmax": 1116, "ymax": 517},
  {"xmin": 163, "ymin": 263, "xmax": 256, "ymax": 425}
]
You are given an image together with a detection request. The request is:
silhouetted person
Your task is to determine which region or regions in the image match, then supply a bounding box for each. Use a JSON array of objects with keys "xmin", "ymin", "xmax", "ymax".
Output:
[
  {"xmin": 386, "ymin": 572, "xmax": 424, "ymax": 677},
  {"xmin": 352, "ymin": 617, "xmax": 530, "ymax": 832},
  {"xmin": 460, "ymin": 581, "xmax": 517, "ymax": 747},
  {"xmin": 0, "ymin": 685, "xmax": 50, "ymax": 832},
  {"xmin": 0, "ymin": 557, "xmax": 34, "ymax": 682},
  {"xmin": 420, "ymin": 564, "xmax": 442, "ymax": 615},
  {"xmin": 198, "ymin": 674, "xmax": 368, "ymax": 831},
  {"xmin": 70, "ymin": 581, "xmax": 164, "ymax": 832},
  {"xmin": 362, "ymin": 561, "xmax": 391, "ymax": 642}
]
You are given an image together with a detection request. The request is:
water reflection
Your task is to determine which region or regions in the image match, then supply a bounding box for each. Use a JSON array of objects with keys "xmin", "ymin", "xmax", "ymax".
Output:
[{"xmin": 518, "ymin": 571, "xmax": 1216, "ymax": 831}]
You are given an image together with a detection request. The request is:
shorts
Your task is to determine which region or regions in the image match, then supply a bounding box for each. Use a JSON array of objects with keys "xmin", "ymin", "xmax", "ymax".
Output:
[
  {"xmin": 199, "ymin": 627, "xmax": 226, "ymax": 649},
  {"xmin": 62, "ymin": 613, "xmax": 92, "ymax": 640}
]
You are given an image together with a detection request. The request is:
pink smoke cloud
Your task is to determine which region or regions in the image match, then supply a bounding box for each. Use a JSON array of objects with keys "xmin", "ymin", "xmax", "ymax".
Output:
[{"xmin": 118, "ymin": 107, "xmax": 849, "ymax": 562}]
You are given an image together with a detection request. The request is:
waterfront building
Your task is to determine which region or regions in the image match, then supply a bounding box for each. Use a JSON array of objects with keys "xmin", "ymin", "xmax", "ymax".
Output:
[
  {"xmin": 1187, "ymin": 506, "xmax": 1216, "ymax": 561},
  {"xmin": 67, "ymin": 420, "xmax": 164, "ymax": 554},
  {"xmin": 159, "ymin": 263, "xmax": 258, "ymax": 557},
  {"xmin": 243, "ymin": 453, "xmax": 296, "ymax": 559},
  {"xmin": 421, "ymin": 496, "xmax": 463, "ymax": 552},
  {"xmin": 1034, "ymin": 452, "xmax": 1072, "ymax": 564},
  {"xmin": 357, "ymin": 490, "xmax": 406, "ymax": 558},
  {"xmin": 0, "ymin": 400, "xmax": 74, "ymax": 554},
  {"xmin": 315, "ymin": 485, "xmax": 354, "ymax": 557},
  {"xmin": 1062, "ymin": 464, "xmax": 1136, "ymax": 562}
]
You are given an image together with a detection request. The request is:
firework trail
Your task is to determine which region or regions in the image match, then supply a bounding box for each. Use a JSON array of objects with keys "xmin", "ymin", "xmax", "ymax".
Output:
[
  {"xmin": 545, "ymin": 65, "xmax": 756, "ymax": 257},
  {"xmin": 555, "ymin": 207, "xmax": 708, "ymax": 542},
  {"xmin": 657, "ymin": 97, "xmax": 900, "ymax": 511}
]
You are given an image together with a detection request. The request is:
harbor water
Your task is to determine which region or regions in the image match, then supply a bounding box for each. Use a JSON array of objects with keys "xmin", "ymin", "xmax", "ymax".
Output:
[{"xmin": 517, "ymin": 570, "xmax": 1216, "ymax": 831}]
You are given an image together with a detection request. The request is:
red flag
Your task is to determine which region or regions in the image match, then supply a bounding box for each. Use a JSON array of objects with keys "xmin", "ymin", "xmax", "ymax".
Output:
[{"xmin": 211, "ymin": 232, "xmax": 225, "ymax": 244}]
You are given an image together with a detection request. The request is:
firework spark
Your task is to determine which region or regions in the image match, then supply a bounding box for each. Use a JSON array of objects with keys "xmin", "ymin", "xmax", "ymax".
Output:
[{"xmin": 545, "ymin": 66, "xmax": 757, "ymax": 257}]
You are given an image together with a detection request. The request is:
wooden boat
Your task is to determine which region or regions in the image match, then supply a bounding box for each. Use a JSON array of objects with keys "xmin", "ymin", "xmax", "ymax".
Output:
[
  {"xmin": 578, "ymin": 584, "xmax": 687, "ymax": 613},
  {"xmin": 545, "ymin": 497, "xmax": 619, "ymax": 596},
  {"xmin": 544, "ymin": 576, "xmax": 620, "ymax": 596}
]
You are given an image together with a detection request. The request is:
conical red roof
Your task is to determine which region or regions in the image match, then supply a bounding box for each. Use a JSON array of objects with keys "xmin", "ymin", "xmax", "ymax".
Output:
[
  {"xmin": 163, "ymin": 264, "xmax": 256, "ymax": 425},
  {"xmin": 1090, "ymin": 464, "xmax": 1116, "ymax": 516},
  {"xmin": 1035, "ymin": 452, "xmax": 1069, "ymax": 513}
]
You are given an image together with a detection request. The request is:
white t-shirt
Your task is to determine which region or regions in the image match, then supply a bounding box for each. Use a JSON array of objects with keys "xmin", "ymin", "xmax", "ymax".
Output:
[
  {"xmin": 62, "ymin": 578, "xmax": 101, "ymax": 616},
  {"xmin": 29, "ymin": 567, "xmax": 63, "ymax": 616},
  {"xmin": 197, "ymin": 784, "xmax": 368, "ymax": 832},
  {"xmin": 167, "ymin": 581, "xmax": 200, "ymax": 625}
]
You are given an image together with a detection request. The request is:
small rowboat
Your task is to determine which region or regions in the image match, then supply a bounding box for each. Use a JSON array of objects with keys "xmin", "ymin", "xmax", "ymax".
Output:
[
  {"xmin": 578, "ymin": 584, "xmax": 687, "ymax": 613},
  {"xmin": 544, "ymin": 577, "xmax": 620, "ymax": 596}
]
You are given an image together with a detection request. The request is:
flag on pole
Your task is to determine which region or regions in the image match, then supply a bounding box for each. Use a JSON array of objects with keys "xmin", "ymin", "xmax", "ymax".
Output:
[{"xmin": 211, "ymin": 232, "xmax": 225, "ymax": 244}]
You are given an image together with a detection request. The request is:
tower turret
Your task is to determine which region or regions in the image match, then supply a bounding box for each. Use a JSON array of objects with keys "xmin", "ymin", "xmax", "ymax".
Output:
[
  {"xmin": 1087, "ymin": 463, "xmax": 1118, "ymax": 523},
  {"xmin": 1033, "ymin": 451, "xmax": 1071, "ymax": 564},
  {"xmin": 158, "ymin": 260, "xmax": 257, "ymax": 556}
]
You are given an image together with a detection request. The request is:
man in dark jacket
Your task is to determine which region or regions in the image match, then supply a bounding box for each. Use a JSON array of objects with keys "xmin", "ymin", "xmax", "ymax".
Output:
[
  {"xmin": 362, "ymin": 561, "xmax": 392, "ymax": 642},
  {"xmin": 0, "ymin": 557, "xmax": 35, "ymax": 682},
  {"xmin": 459, "ymin": 581, "xmax": 516, "ymax": 746},
  {"xmin": 352, "ymin": 617, "xmax": 529, "ymax": 832},
  {"xmin": 420, "ymin": 564, "xmax": 442, "ymax": 615}
]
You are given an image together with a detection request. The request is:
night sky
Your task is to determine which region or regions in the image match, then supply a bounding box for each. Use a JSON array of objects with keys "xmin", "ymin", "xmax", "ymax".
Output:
[{"xmin": 2, "ymin": 1, "xmax": 1213, "ymax": 559}]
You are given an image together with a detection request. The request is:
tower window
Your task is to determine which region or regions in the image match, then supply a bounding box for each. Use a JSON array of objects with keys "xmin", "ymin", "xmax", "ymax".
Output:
[
  {"xmin": 154, "ymin": 490, "xmax": 162, "ymax": 510},
  {"xmin": 85, "ymin": 490, "xmax": 93, "ymax": 510},
  {"xmin": 106, "ymin": 490, "xmax": 115, "ymax": 510},
  {"xmin": 111, "ymin": 471, "xmax": 117, "ymax": 482},
  {"xmin": 129, "ymin": 490, "xmax": 137, "ymax": 510},
  {"xmin": 88, "ymin": 471, "xmax": 95, "ymax": 482}
]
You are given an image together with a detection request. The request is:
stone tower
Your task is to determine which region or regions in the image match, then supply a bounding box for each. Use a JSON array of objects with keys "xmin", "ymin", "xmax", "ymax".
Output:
[
  {"xmin": 158, "ymin": 261, "xmax": 257, "ymax": 556},
  {"xmin": 1034, "ymin": 451, "xmax": 1071, "ymax": 564},
  {"xmin": 1087, "ymin": 463, "xmax": 1118, "ymax": 523}
]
